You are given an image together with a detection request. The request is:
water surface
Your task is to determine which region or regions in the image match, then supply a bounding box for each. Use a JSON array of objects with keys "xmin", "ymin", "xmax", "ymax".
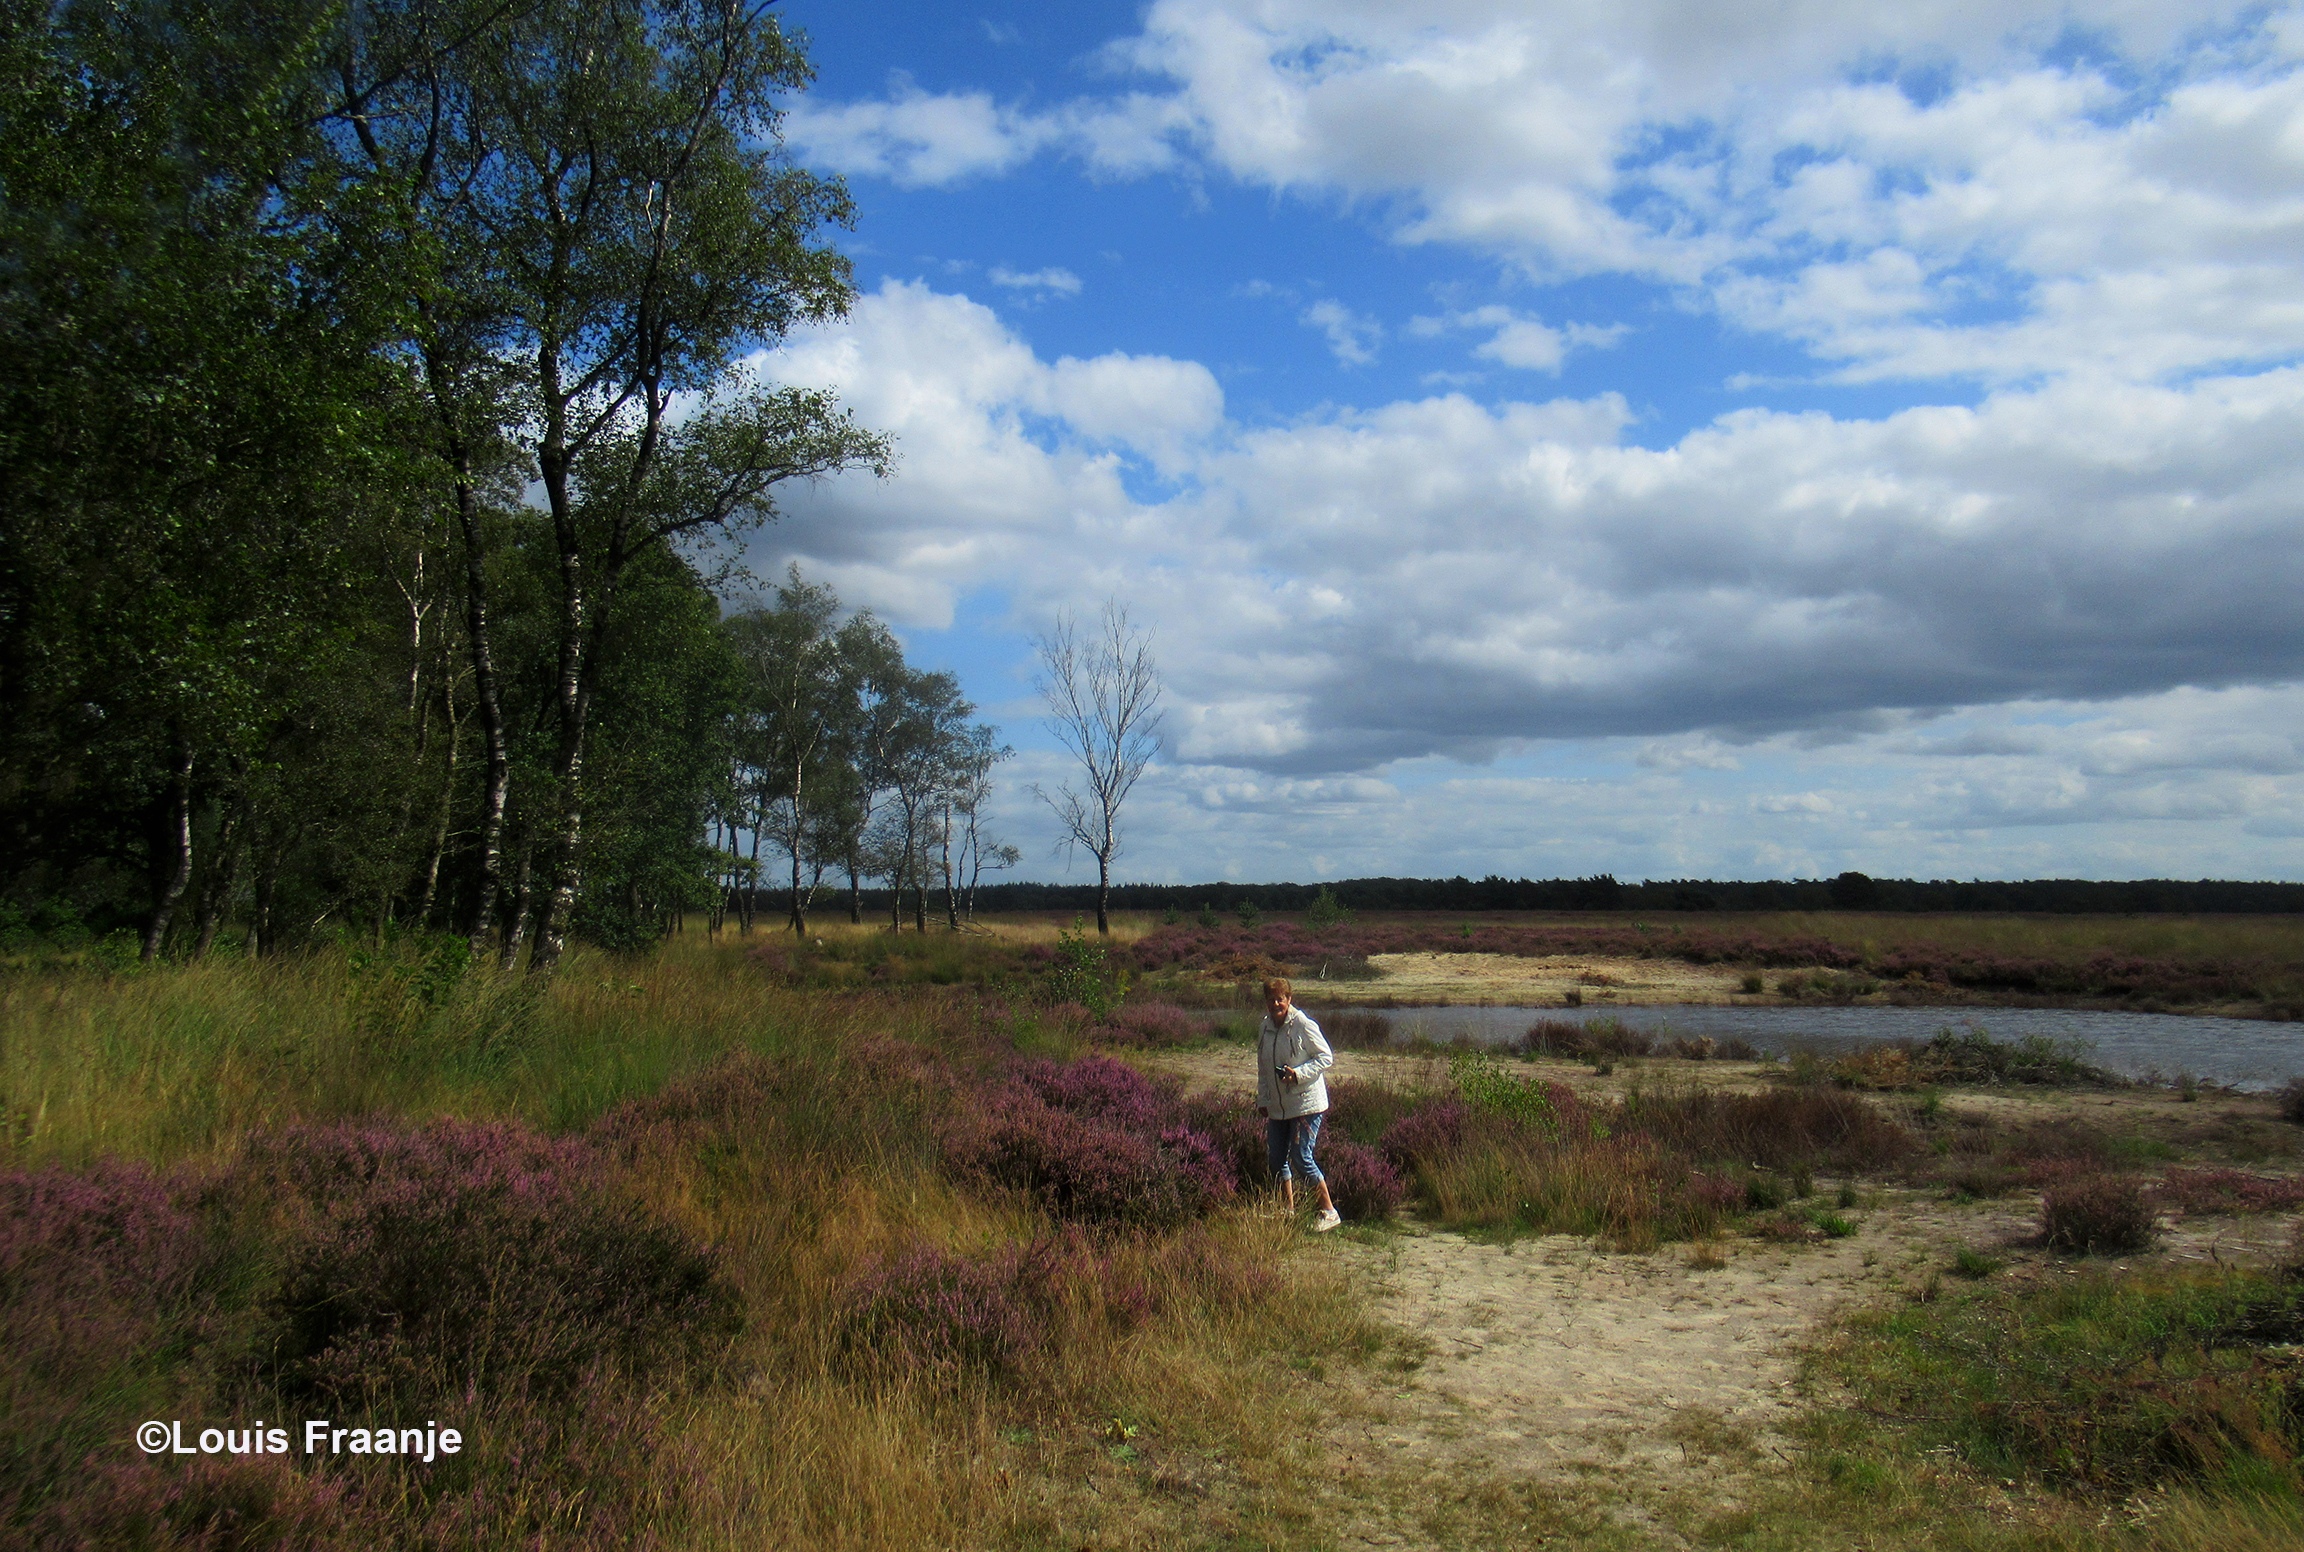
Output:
[{"xmin": 1303, "ymin": 1003, "xmax": 2302, "ymax": 1092}]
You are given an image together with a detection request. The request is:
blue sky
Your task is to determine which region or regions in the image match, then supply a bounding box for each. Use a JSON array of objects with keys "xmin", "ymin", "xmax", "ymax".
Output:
[{"xmin": 736, "ymin": 0, "xmax": 2304, "ymax": 886}]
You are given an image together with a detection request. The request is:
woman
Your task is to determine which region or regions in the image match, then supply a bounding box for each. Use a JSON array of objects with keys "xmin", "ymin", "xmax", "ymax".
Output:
[{"xmin": 1255, "ymin": 976, "xmax": 1341, "ymax": 1231}]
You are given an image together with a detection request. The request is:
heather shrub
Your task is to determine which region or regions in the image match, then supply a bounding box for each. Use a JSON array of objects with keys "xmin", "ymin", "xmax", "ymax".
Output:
[
  {"xmin": 1751, "ymin": 1212, "xmax": 1827, "ymax": 1243},
  {"xmin": 1378, "ymin": 1096, "xmax": 1472, "ymax": 1171},
  {"xmin": 2041, "ymin": 1173, "xmax": 2158, "ymax": 1254},
  {"xmin": 1096, "ymin": 1001, "xmax": 1201, "ymax": 1048},
  {"xmin": 838, "ymin": 1230, "xmax": 1152, "ymax": 1385},
  {"xmin": 1159, "ymin": 1124, "xmax": 1240, "ymax": 1206},
  {"xmin": 1323, "ymin": 1075, "xmax": 1423, "ymax": 1146},
  {"xmin": 29, "ymin": 1455, "xmax": 362, "ymax": 1552},
  {"xmin": 231, "ymin": 1118, "xmax": 740, "ymax": 1410},
  {"xmin": 1998, "ymin": 1116, "xmax": 2124, "ymax": 1181},
  {"xmin": 2154, "ymin": 1169, "xmax": 2304, "ymax": 1216},
  {"xmin": 1618, "ymin": 1083, "xmax": 1912, "ymax": 1172},
  {"xmin": 1516, "ymin": 1018, "xmax": 1654, "ymax": 1059},
  {"xmin": 838, "ymin": 1240, "xmax": 1049, "ymax": 1381},
  {"xmin": 1012, "ymin": 1053, "xmax": 1175, "ymax": 1129},
  {"xmin": 1178, "ymin": 1090, "xmax": 1268, "ymax": 1186},
  {"xmin": 0, "ymin": 1158, "xmax": 210, "ymax": 1360},
  {"xmin": 1319, "ymin": 1138, "xmax": 1405, "ymax": 1222},
  {"xmin": 0, "ymin": 1160, "xmax": 214, "ymax": 1525},
  {"xmin": 944, "ymin": 1061, "xmax": 1236, "ymax": 1227},
  {"xmin": 1683, "ymin": 1171, "xmax": 1748, "ymax": 1217}
]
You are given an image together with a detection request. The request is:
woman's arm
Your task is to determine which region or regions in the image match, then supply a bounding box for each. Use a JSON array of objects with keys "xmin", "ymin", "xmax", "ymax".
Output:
[{"xmin": 1289, "ymin": 1012, "xmax": 1334, "ymax": 1080}]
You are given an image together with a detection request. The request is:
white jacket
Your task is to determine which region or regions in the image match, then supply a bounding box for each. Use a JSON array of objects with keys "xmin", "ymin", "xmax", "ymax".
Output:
[{"xmin": 1256, "ymin": 1007, "xmax": 1334, "ymax": 1119}]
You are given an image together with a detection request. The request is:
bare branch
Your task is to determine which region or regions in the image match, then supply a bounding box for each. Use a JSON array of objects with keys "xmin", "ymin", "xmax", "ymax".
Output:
[{"xmin": 1031, "ymin": 600, "xmax": 1162, "ymax": 934}]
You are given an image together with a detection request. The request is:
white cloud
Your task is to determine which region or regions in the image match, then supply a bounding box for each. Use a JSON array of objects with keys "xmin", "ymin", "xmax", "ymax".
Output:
[
  {"xmin": 988, "ymin": 265, "xmax": 1084, "ymax": 295},
  {"xmin": 1637, "ymin": 738, "xmax": 1742, "ymax": 772},
  {"xmin": 1411, "ymin": 305, "xmax": 1629, "ymax": 372},
  {"xmin": 1301, "ymin": 299, "xmax": 1383, "ymax": 364},
  {"xmin": 795, "ymin": 4, "xmax": 2304, "ymax": 384},
  {"xmin": 786, "ymin": 78, "xmax": 1058, "ymax": 186},
  {"xmin": 755, "ymin": 281, "xmax": 2304, "ymax": 792}
]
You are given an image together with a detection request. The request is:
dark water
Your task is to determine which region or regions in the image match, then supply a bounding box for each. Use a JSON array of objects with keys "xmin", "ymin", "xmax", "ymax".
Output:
[{"xmin": 1306, "ymin": 1003, "xmax": 2304, "ymax": 1092}]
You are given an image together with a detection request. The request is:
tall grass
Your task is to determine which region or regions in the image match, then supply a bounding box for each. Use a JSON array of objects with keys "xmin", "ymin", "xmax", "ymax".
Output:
[
  {"xmin": 0, "ymin": 935, "xmax": 912, "ymax": 1168},
  {"xmin": 1828, "ymin": 1267, "xmax": 2304, "ymax": 1501},
  {"xmin": 0, "ymin": 939, "xmax": 1387, "ymax": 1549}
]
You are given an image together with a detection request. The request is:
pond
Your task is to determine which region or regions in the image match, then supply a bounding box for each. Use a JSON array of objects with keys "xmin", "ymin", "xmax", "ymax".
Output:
[{"xmin": 1296, "ymin": 1002, "xmax": 2304, "ymax": 1092}]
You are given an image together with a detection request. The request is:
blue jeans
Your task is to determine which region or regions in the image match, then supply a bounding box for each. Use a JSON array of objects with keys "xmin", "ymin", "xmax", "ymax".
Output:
[{"xmin": 1266, "ymin": 1111, "xmax": 1326, "ymax": 1184}]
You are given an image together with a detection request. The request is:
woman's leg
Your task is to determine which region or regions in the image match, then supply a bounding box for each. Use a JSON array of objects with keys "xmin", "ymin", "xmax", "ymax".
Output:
[
  {"xmin": 1289, "ymin": 1113, "xmax": 1335, "ymax": 1212},
  {"xmin": 1266, "ymin": 1117, "xmax": 1297, "ymax": 1210}
]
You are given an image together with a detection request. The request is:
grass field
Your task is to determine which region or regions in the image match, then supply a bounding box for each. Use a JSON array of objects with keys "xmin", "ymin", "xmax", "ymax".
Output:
[{"xmin": 5, "ymin": 916, "xmax": 2303, "ymax": 1548}]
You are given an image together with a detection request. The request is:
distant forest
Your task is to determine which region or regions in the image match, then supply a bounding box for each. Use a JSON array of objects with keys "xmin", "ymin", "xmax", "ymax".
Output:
[{"xmin": 939, "ymin": 874, "xmax": 2304, "ymax": 916}]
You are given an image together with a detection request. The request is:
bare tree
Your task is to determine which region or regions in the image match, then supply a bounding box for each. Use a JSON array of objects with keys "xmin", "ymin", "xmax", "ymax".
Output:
[
  {"xmin": 940, "ymin": 724, "xmax": 1015, "ymax": 928},
  {"xmin": 1032, "ymin": 602, "xmax": 1163, "ymax": 936}
]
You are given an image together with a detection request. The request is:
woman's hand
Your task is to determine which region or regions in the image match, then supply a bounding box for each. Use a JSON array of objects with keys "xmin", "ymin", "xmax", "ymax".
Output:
[
  {"xmin": 1280, "ymin": 1066, "xmax": 1298, "ymax": 1084},
  {"xmin": 1256, "ymin": 1105, "xmax": 1268, "ymax": 1118}
]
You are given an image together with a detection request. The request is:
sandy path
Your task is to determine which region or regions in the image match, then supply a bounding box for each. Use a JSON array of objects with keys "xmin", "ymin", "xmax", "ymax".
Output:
[{"xmin": 1130, "ymin": 1046, "xmax": 2304, "ymax": 1549}]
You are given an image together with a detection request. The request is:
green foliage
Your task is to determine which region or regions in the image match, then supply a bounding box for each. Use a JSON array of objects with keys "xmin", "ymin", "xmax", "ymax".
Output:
[
  {"xmin": 1448, "ymin": 1049, "xmax": 1604, "ymax": 1141},
  {"xmin": 1234, "ymin": 899, "xmax": 1261, "ymax": 928},
  {"xmin": 1195, "ymin": 903, "xmax": 1220, "ymax": 929},
  {"xmin": 0, "ymin": 0, "xmax": 896, "ymax": 971},
  {"xmin": 1048, "ymin": 918, "xmax": 1120, "ymax": 1016},
  {"xmin": 1305, "ymin": 885, "xmax": 1355, "ymax": 930}
]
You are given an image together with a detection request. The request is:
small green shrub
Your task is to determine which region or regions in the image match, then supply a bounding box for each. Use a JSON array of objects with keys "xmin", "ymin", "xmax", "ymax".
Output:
[
  {"xmin": 1450, "ymin": 1050, "xmax": 1602, "ymax": 1141},
  {"xmin": 1739, "ymin": 972, "xmax": 1764, "ymax": 994},
  {"xmin": 1305, "ymin": 886, "xmax": 1354, "ymax": 931},
  {"xmin": 1047, "ymin": 918, "xmax": 1119, "ymax": 1015},
  {"xmin": 1235, "ymin": 900, "xmax": 1261, "ymax": 928},
  {"xmin": 1952, "ymin": 1246, "xmax": 2003, "ymax": 1279}
]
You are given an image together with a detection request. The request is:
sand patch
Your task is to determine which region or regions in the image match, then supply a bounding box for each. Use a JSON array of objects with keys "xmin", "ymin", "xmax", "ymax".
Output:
[
  {"xmin": 1332, "ymin": 952, "xmax": 1761, "ymax": 1006},
  {"xmin": 1122, "ymin": 1045, "xmax": 2304, "ymax": 1548}
]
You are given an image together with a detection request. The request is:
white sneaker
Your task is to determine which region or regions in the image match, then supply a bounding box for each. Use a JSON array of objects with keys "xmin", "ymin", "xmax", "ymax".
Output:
[{"xmin": 1312, "ymin": 1208, "xmax": 1343, "ymax": 1233}]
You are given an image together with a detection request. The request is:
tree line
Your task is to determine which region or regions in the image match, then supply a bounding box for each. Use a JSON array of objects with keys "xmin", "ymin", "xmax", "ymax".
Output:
[
  {"xmin": 715, "ymin": 570, "xmax": 1014, "ymax": 940},
  {"xmin": 965, "ymin": 874, "xmax": 2304, "ymax": 916},
  {"xmin": 0, "ymin": 0, "xmax": 929, "ymax": 967}
]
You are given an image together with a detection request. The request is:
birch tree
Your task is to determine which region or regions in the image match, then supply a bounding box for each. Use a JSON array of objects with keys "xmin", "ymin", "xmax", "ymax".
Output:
[{"xmin": 1031, "ymin": 602, "xmax": 1163, "ymax": 936}]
